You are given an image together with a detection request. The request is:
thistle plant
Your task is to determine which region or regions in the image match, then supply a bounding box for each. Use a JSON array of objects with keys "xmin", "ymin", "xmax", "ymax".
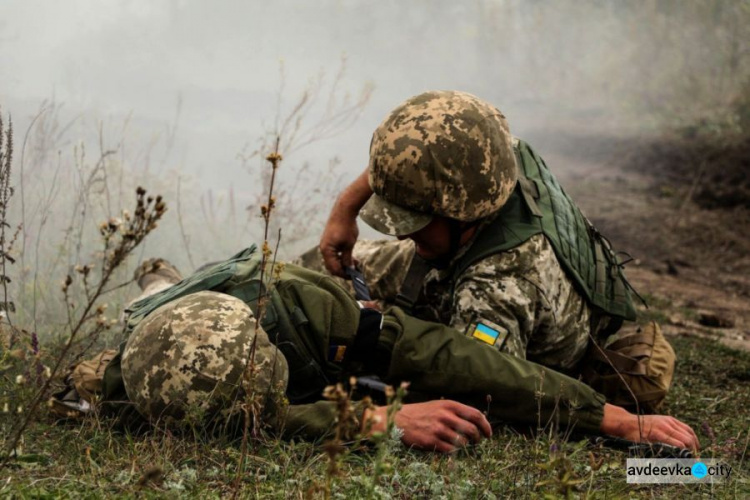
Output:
[{"xmin": 1, "ymin": 186, "xmax": 166, "ymax": 463}]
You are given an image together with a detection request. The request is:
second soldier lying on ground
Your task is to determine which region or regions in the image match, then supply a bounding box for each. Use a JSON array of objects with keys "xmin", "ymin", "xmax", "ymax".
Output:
[{"xmin": 96, "ymin": 251, "xmax": 699, "ymax": 454}]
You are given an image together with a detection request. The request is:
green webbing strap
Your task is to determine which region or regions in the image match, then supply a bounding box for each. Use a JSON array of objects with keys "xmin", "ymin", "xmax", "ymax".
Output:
[
  {"xmin": 517, "ymin": 177, "xmax": 544, "ymax": 218},
  {"xmin": 612, "ymin": 264, "xmax": 628, "ymax": 304},
  {"xmin": 593, "ymin": 239, "xmax": 607, "ymax": 298},
  {"xmin": 514, "ymin": 149, "xmax": 544, "ymax": 218},
  {"xmin": 394, "ymin": 254, "xmax": 431, "ymax": 314}
]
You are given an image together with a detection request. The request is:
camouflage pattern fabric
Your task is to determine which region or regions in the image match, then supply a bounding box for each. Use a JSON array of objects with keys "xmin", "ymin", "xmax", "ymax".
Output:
[
  {"xmin": 296, "ymin": 233, "xmax": 591, "ymax": 371},
  {"xmin": 121, "ymin": 291, "xmax": 289, "ymax": 422},
  {"xmin": 360, "ymin": 90, "xmax": 518, "ymax": 236},
  {"xmin": 450, "ymin": 235, "xmax": 591, "ymax": 370}
]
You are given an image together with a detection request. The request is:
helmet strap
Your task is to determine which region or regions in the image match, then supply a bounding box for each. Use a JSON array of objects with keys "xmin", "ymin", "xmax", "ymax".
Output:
[
  {"xmin": 448, "ymin": 219, "xmax": 465, "ymax": 258},
  {"xmin": 425, "ymin": 219, "xmax": 479, "ymax": 270}
]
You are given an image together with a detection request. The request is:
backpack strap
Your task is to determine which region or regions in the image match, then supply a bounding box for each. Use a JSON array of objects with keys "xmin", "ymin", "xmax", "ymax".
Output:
[
  {"xmin": 264, "ymin": 292, "xmax": 332, "ymax": 404},
  {"xmin": 394, "ymin": 254, "xmax": 431, "ymax": 315}
]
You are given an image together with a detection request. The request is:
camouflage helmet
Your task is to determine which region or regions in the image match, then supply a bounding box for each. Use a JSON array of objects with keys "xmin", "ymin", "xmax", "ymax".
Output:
[
  {"xmin": 360, "ymin": 90, "xmax": 518, "ymax": 236},
  {"xmin": 121, "ymin": 291, "xmax": 288, "ymax": 423}
]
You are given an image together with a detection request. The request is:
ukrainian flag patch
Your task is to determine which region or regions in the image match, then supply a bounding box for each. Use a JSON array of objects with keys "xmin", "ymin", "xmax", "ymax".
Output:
[{"xmin": 470, "ymin": 320, "xmax": 507, "ymax": 348}]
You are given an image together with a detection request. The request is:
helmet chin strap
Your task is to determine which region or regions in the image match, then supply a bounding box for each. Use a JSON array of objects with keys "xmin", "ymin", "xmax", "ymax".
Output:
[{"xmin": 424, "ymin": 219, "xmax": 479, "ymax": 270}]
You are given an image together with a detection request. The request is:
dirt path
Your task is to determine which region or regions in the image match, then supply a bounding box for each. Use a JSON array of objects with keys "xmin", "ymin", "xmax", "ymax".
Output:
[
  {"xmin": 542, "ymin": 147, "xmax": 750, "ymax": 352},
  {"xmin": 626, "ymin": 266, "xmax": 750, "ymax": 351}
]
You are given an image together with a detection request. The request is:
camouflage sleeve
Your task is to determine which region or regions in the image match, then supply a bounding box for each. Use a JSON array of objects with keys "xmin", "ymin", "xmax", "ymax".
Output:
[
  {"xmin": 449, "ymin": 237, "xmax": 545, "ymax": 360},
  {"xmin": 378, "ymin": 307, "xmax": 606, "ymax": 434},
  {"xmin": 293, "ymin": 239, "xmax": 415, "ymax": 303},
  {"xmin": 450, "ymin": 234, "xmax": 592, "ymax": 371},
  {"xmin": 352, "ymin": 239, "xmax": 414, "ymax": 302}
]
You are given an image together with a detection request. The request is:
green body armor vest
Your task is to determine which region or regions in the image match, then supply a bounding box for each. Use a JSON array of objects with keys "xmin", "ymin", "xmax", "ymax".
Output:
[
  {"xmin": 454, "ymin": 139, "xmax": 637, "ymax": 321},
  {"xmin": 103, "ymin": 246, "xmax": 361, "ymax": 408}
]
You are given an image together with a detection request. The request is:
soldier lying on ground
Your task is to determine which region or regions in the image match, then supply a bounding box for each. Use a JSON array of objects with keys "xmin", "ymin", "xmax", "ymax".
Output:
[
  {"xmin": 311, "ymin": 90, "xmax": 674, "ymax": 414},
  {"xmin": 83, "ymin": 250, "xmax": 699, "ymax": 454}
]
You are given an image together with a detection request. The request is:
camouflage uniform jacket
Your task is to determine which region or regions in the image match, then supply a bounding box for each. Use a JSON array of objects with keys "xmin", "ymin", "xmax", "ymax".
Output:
[
  {"xmin": 300, "ymin": 230, "xmax": 593, "ymax": 374},
  {"xmin": 362, "ymin": 234, "xmax": 591, "ymax": 370}
]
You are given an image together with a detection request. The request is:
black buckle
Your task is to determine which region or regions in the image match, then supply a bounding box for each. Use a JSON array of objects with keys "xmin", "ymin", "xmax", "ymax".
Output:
[{"xmin": 345, "ymin": 266, "xmax": 372, "ymax": 301}]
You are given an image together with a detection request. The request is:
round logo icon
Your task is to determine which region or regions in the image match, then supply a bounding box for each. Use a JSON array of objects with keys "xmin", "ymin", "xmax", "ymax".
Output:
[{"xmin": 691, "ymin": 462, "xmax": 708, "ymax": 479}]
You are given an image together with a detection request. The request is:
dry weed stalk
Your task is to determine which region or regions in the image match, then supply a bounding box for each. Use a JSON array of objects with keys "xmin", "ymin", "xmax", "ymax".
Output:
[
  {"xmin": 232, "ymin": 138, "xmax": 283, "ymax": 498},
  {"xmin": 301, "ymin": 380, "xmax": 363, "ymax": 499},
  {"xmin": 368, "ymin": 382, "xmax": 407, "ymax": 494},
  {"xmin": 1, "ymin": 186, "xmax": 166, "ymax": 463},
  {"xmin": 230, "ymin": 63, "xmax": 371, "ymax": 496},
  {"xmin": 0, "ymin": 111, "xmax": 19, "ymax": 333},
  {"xmin": 318, "ymin": 382, "xmax": 361, "ymax": 500},
  {"xmin": 239, "ymin": 59, "xmax": 372, "ymax": 253}
]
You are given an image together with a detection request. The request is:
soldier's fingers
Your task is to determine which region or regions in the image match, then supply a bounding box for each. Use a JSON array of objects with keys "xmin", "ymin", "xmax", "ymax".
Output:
[
  {"xmin": 673, "ymin": 420, "xmax": 700, "ymax": 448},
  {"xmin": 670, "ymin": 422, "xmax": 699, "ymax": 450},
  {"xmin": 457, "ymin": 407, "xmax": 492, "ymax": 438},
  {"xmin": 433, "ymin": 439, "xmax": 458, "ymax": 454},
  {"xmin": 321, "ymin": 246, "xmax": 345, "ymax": 277},
  {"xmin": 436, "ymin": 426, "xmax": 469, "ymax": 450},
  {"xmin": 665, "ymin": 429, "xmax": 693, "ymax": 449},
  {"xmin": 442, "ymin": 401, "xmax": 492, "ymax": 438},
  {"xmin": 678, "ymin": 427, "xmax": 700, "ymax": 450},
  {"xmin": 652, "ymin": 424, "xmax": 695, "ymax": 450},
  {"xmin": 340, "ymin": 250, "xmax": 354, "ymax": 269},
  {"xmin": 441, "ymin": 414, "xmax": 482, "ymax": 443},
  {"xmin": 654, "ymin": 418, "xmax": 699, "ymax": 450}
]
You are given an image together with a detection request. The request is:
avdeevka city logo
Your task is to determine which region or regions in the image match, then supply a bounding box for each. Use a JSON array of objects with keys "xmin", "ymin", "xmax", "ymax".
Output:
[
  {"xmin": 691, "ymin": 462, "xmax": 708, "ymax": 479},
  {"xmin": 626, "ymin": 458, "xmax": 732, "ymax": 483}
]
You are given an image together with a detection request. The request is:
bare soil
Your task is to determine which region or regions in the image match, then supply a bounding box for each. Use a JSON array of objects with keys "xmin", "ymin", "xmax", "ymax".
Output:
[{"xmin": 539, "ymin": 133, "xmax": 750, "ymax": 352}]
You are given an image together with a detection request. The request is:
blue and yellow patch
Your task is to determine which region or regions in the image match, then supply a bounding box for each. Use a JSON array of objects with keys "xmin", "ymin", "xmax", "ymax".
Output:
[{"xmin": 470, "ymin": 320, "xmax": 508, "ymax": 349}]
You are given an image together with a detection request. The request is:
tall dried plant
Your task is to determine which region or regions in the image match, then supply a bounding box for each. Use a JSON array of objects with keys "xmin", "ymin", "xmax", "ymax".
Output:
[
  {"xmin": 231, "ymin": 138, "xmax": 283, "ymax": 497},
  {"xmin": 231, "ymin": 62, "xmax": 372, "ymax": 496},
  {"xmin": 0, "ymin": 111, "xmax": 18, "ymax": 333},
  {"xmin": 1, "ymin": 185, "xmax": 166, "ymax": 463}
]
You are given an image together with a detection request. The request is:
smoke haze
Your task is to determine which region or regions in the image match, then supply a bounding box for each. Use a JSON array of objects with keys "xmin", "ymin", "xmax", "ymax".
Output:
[{"xmin": 1, "ymin": 0, "xmax": 746, "ymax": 265}]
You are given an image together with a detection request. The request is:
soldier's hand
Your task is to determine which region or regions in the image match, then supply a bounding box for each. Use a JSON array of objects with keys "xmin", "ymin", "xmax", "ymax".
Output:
[
  {"xmin": 600, "ymin": 403, "xmax": 700, "ymax": 451},
  {"xmin": 365, "ymin": 400, "xmax": 492, "ymax": 453},
  {"xmin": 320, "ymin": 203, "xmax": 360, "ymax": 277}
]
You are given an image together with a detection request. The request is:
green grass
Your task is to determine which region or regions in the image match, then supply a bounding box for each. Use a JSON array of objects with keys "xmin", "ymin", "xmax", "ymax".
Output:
[
  {"xmin": 2, "ymin": 335, "xmax": 749, "ymax": 499},
  {"xmin": 637, "ymin": 293, "xmax": 673, "ymax": 326}
]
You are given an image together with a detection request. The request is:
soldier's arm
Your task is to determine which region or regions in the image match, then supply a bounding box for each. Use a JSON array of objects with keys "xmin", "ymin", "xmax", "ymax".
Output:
[
  {"xmin": 378, "ymin": 306, "xmax": 606, "ymax": 434},
  {"xmin": 351, "ymin": 239, "xmax": 414, "ymax": 302},
  {"xmin": 449, "ymin": 249, "xmax": 540, "ymax": 360},
  {"xmin": 281, "ymin": 398, "xmax": 494, "ymax": 453},
  {"xmin": 280, "ymin": 400, "xmax": 369, "ymax": 442},
  {"xmin": 374, "ymin": 308, "xmax": 699, "ymax": 450},
  {"xmin": 320, "ymin": 168, "xmax": 372, "ymax": 277}
]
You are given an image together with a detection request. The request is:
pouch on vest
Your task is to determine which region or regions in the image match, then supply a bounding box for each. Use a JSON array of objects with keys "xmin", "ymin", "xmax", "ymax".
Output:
[{"xmin": 580, "ymin": 321, "xmax": 675, "ymax": 413}]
